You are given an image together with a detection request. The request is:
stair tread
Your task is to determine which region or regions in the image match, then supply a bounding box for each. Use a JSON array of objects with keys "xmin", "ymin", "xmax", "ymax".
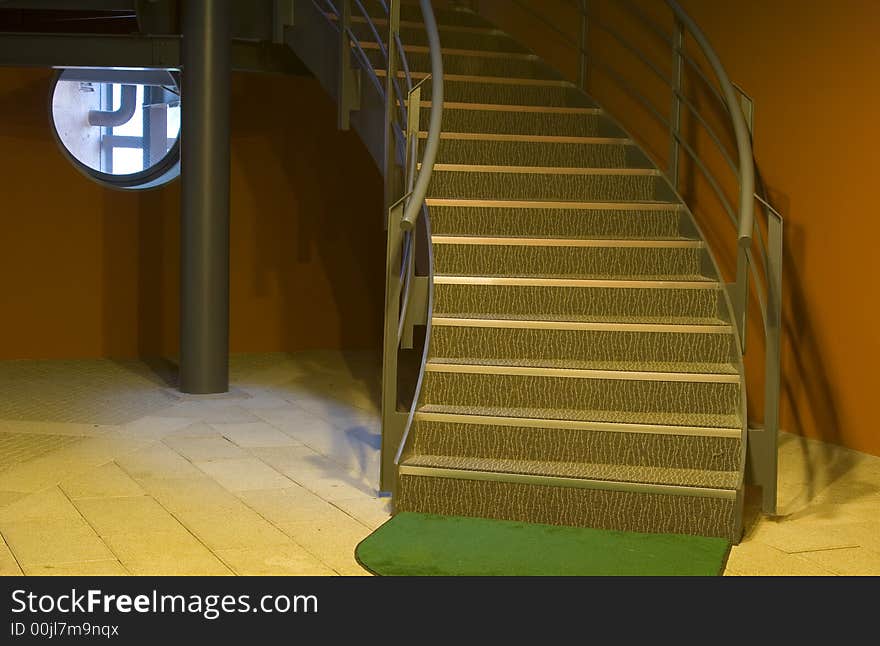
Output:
[
  {"xmin": 418, "ymin": 404, "xmax": 741, "ymax": 430},
  {"xmin": 427, "ymin": 357, "xmax": 739, "ymax": 375},
  {"xmin": 401, "ymin": 454, "xmax": 740, "ymax": 490}
]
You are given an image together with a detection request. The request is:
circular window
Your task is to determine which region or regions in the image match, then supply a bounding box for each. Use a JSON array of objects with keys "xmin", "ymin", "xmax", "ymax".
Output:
[{"xmin": 50, "ymin": 69, "xmax": 181, "ymax": 190}]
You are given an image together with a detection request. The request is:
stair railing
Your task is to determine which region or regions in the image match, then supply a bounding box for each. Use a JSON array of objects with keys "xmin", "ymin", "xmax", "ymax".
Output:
[
  {"xmin": 464, "ymin": 0, "xmax": 781, "ymax": 513},
  {"xmin": 312, "ymin": 0, "xmax": 443, "ymax": 492}
]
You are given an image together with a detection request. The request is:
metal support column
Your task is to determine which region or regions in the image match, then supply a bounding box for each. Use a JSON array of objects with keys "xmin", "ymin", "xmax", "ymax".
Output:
[{"xmin": 180, "ymin": 0, "xmax": 231, "ymax": 394}]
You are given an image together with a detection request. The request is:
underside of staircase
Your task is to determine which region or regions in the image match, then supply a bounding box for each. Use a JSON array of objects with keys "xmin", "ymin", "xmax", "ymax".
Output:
[{"xmin": 288, "ymin": 0, "xmax": 748, "ymax": 542}]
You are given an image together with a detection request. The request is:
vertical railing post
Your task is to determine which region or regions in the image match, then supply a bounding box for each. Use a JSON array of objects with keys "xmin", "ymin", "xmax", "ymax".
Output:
[
  {"xmin": 337, "ymin": 0, "xmax": 361, "ymax": 130},
  {"xmin": 762, "ymin": 212, "xmax": 783, "ymax": 514},
  {"xmin": 577, "ymin": 0, "xmax": 589, "ymax": 90},
  {"xmin": 669, "ymin": 18, "xmax": 684, "ymax": 188},
  {"xmin": 380, "ymin": 0, "xmax": 404, "ymax": 494},
  {"xmin": 384, "ymin": 0, "xmax": 402, "ymax": 221}
]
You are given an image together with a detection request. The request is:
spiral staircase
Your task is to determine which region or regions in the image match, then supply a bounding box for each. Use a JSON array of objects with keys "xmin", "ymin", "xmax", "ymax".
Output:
[{"xmin": 285, "ymin": 0, "xmax": 783, "ymax": 542}]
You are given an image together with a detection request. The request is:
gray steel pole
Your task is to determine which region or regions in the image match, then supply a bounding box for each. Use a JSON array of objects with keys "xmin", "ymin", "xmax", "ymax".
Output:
[{"xmin": 180, "ymin": 0, "xmax": 231, "ymax": 394}]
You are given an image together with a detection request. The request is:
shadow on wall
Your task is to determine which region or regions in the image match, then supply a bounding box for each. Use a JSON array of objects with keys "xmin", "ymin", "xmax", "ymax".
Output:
[
  {"xmin": 231, "ymin": 72, "xmax": 385, "ymax": 401},
  {"xmin": 776, "ymin": 207, "xmax": 862, "ymax": 513}
]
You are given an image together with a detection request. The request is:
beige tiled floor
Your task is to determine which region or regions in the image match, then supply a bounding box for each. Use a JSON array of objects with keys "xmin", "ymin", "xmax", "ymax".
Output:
[{"xmin": 0, "ymin": 350, "xmax": 877, "ymax": 576}]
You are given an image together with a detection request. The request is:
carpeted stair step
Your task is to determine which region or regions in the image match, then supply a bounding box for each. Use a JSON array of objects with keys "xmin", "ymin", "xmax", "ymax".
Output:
[
  {"xmin": 427, "ymin": 167, "xmax": 668, "ymax": 201},
  {"xmin": 420, "ymin": 364, "xmax": 741, "ymax": 423},
  {"xmin": 380, "ymin": 72, "xmax": 592, "ymax": 107},
  {"xmin": 349, "ymin": 20, "xmax": 530, "ymax": 53},
  {"xmin": 363, "ymin": 46, "xmax": 561, "ymax": 80},
  {"xmin": 432, "ymin": 236, "xmax": 705, "ymax": 279},
  {"xmin": 419, "ymin": 105, "xmax": 617, "ymax": 138},
  {"xmin": 395, "ymin": 471, "xmax": 738, "ymax": 539},
  {"xmin": 400, "ymin": 454, "xmax": 740, "ymax": 490},
  {"xmin": 433, "ymin": 278, "xmax": 725, "ymax": 322},
  {"xmin": 427, "ymin": 201, "xmax": 683, "ymax": 239},
  {"xmin": 422, "ymin": 135, "xmax": 650, "ymax": 169},
  {"xmin": 430, "ymin": 318, "xmax": 736, "ymax": 370},
  {"xmin": 409, "ymin": 412, "xmax": 742, "ymax": 472}
]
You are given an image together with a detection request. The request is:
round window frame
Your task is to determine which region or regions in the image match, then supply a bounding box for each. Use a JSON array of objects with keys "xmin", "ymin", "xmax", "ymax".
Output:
[{"xmin": 48, "ymin": 69, "xmax": 181, "ymax": 191}]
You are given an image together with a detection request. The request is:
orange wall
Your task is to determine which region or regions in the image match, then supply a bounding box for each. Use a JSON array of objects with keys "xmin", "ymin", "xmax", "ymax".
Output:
[
  {"xmin": 0, "ymin": 68, "xmax": 385, "ymax": 361},
  {"xmin": 476, "ymin": 0, "xmax": 880, "ymax": 456}
]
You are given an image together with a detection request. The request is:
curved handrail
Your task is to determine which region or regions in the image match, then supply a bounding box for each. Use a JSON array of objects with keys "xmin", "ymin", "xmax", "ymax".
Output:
[
  {"xmin": 664, "ymin": 0, "xmax": 753, "ymax": 247},
  {"xmin": 399, "ymin": 0, "xmax": 443, "ymax": 231}
]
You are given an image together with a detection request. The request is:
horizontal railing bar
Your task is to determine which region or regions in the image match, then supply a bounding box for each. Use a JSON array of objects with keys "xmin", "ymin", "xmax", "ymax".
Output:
[{"xmin": 591, "ymin": 18, "xmax": 738, "ymax": 177}]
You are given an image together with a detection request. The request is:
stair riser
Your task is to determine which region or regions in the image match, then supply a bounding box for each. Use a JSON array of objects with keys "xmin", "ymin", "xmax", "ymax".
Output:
[
  {"xmin": 351, "ymin": 23, "xmax": 529, "ymax": 53},
  {"xmin": 359, "ymin": 2, "xmax": 491, "ymax": 27},
  {"xmin": 411, "ymin": 421, "xmax": 741, "ymax": 471},
  {"xmin": 423, "ymin": 138, "xmax": 642, "ymax": 169},
  {"xmin": 397, "ymin": 475, "xmax": 737, "ymax": 539},
  {"xmin": 366, "ymin": 49, "xmax": 559, "ymax": 80},
  {"xmin": 434, "ymin": 244, "xmax": 703, "ymax": 279},
  {"xmin": 429, "ymin": 206, "xmax": 682, "ymax": 239},
  {"xmin": 421, "ymin": 109, "xmax": 615, "ymax": 138},
  {"xmin": 421, "ymin": 79, "xmax": 591, "ymax": 107},
  {"xmin": 434, "ymin": 283, "xmax": 723, "ymax": 321},
  {"xmin": 431, "ymin": 326, "xmax": 736, "ymax": 367},
  {"xmin": 422, "ymin": 372, "xmax": 740, "ymax": 418},
  {"xmin": 428, "ymin": 170, "xmax": 661, "ymax": 201}
]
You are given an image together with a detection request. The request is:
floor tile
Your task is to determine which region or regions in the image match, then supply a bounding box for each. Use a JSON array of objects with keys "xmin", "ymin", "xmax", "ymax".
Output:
[
  {"xmin": 174, "ymin": 508, "xmax": 291, "ymax": 551},
  {"xmin": 116, "ymin": 445, "xmax": 203, "ymax": 480},
  {"xmin": 163, "ymin": 435, "xmax": 248, "ymax": 461},
  {"xmin": 2, "ymin": 518, "xmax": 115, "ymax": 566},
  {"xmin": 0, "ymin": 487, "xmax": 82, "ymax": 525},
  {"xmin": 237, "ymin": 486, "xmax": 356, "ymax": 525},
  {"xmin": 74, "ymin": 495, "xmax": 186, "ymax": 537},
  {"xmin": 725, "ymin": 540, "xmax": 836, "ymax": 576},
  {"xmin": 60, "ymin": 462, "xmax": 146, "ymax": 499},
  {"xmin": 212, "ymin": 421, "xmax": 302, "ymax": 448},
  {"xmin": 280, "ymin": 516, "xmax": 372, "ymax": 575},
  {"xmin": 136, "ymin": 476, "xmax": 246, "ymax": 514},
  {"xmin": 0, "ymin": 535, "xmax": 23, "ymax": 575},
  {"xmin": 194, "ymin": 458, "xmax": 294, "ymax": 492},
  {"xmin": 23, "ymin": 560, "xmax": 128, "ymax": 576},
  {"xmin": 797, "ymin": 547, "xmax": 880, "ymax": 576},
  {"xmin": 215, "ymin": 543, "xmax": 335, "ymax": 576}
]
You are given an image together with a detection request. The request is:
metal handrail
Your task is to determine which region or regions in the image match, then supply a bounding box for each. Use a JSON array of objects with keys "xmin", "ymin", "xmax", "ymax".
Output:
[
  {"xmin": 665, "ymin": 0, "xmax": 754, "ymax": 247},
  {"xmin": 399, "ymin": 0, "xmax": 443, "ymax": 230}
]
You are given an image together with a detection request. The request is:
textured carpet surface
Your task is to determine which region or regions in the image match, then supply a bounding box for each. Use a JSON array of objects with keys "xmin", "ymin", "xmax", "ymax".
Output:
[{"xmin": 356, "ymin": 512, "xmax": 730, "ymax": 576}]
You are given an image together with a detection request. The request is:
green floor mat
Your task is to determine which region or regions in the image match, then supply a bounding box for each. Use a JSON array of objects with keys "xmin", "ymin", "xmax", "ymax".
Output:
[{"xmin": 355, "ymin": 512, "xmax": 730, "ymax": 576}]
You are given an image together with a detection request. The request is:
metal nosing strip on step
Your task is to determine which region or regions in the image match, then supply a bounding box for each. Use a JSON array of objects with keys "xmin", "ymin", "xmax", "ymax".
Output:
[
  {"xmin": 425, "ymin": 198, "xmax": 679, "ymax": 210},
  {"xmin": 421, "ymin": 132, "xmax": 632, "ymax": 145},
  {"xmin": 431, "ymin": 317, "xmax": 733, "ymax": 334},
  {"xmin": 419, "ymin": 101, "xmax": 602, "ymax": 115},
  {"xmin": 434, "ymin": 276, "xmax": 718, "ymax": 289},
  {"xmin": 413, "ymin": 411, "xmax": 742, "ymax": 438},
  {"xmin": 398, "ymin": 464, "xmax": 738, "ymax": 499},
  {"xmin": 375, "ymin": 69, "xmax": 574, "ymax": 87},
  {"xmin": 427, "ymin": 164, "xmax": 659, "ymax": 176},
  {"xmin": 431, "ymin": 236, "xmax": 703, "ymax": 249},
  {"xmin": 359, "ymin": 41, "xmax": 539, "ymax": 61},
  {"xmin": 425, "ymin": 362, "xmax": 740, "ymax": 384}
]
